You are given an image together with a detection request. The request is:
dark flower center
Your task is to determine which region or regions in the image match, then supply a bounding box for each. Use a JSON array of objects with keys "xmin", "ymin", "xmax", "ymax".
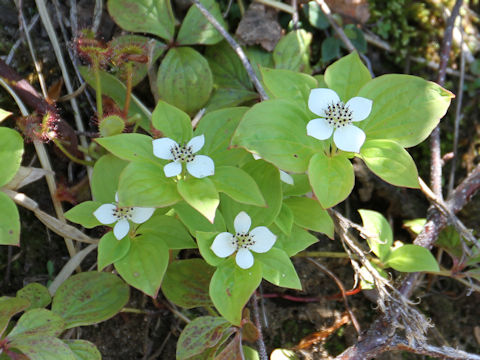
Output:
[
  {"xmin": 325, "ymin": 102, "xmax": 353, "ymax": 128},
  {"xmin": 113, "ymin": 206, "xmax": 135, "ymax": 220},
  {"xmin": 170, "ymin": 144, "xmax": 195, "ymax": 163},
  {"xmin": 233, "ymin": 232, "xmax": 256, "ymax": 249}
]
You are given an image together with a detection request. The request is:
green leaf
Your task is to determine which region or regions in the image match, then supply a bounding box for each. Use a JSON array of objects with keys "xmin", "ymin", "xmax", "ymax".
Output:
[
  {"xmin": 137, "ymin": 213, "xmax": 196, "ymax": 249},
  {"xmin": 173, "ymin": 202, "xmax": 226, "ymax": 235},
  {"xmin": 9, "ymin": 336, "xmax": 76, "ymax": 360},
  {"xmin": 212, "ymin": 166, "xmax": 265, "ymax": 207},
  {"xmin": 436, "ymin": 226, "xmax": 463, "ymax": 260},
  {"xmin": 114, "ymin": 234, "xmax": 169, "ymax": 297},
  {"xmin": 108, "ymin": 35, "xmax": 165, "ymax": 86},
  {"xmin": 151, "ymin": 100, "xmax": 193, "ymax": 143},
  {"xmin": 51, "ymin": 272, "xmax": 129, "ymax": 329},
  {"xmin": 157, "ymin": 47, "xmax": 213, "ymax": 115},
  {"xmin": 177, "ymin": 177, "xmax": 219, "ymax": 223},
  {"xmin": 118, "ymin": 161, "xmax": 181, "ymax": 208},
  {"xmin": 91, "ymin": 154, "xmax": 128, "ymax": 203},
  {"xmin": 0, "ymin": 109, "xmax": 12, "ymax": 122},
  {"xmin": 206, "ymin": 88, "xmax": 258, "ymax": 111},
  {"xmin": 284, "ymin": 197, "xmax": 334, "ymax": 237},
  {"xmin": 344, "ymin": 24, "xmax": 367, "ymax": 53},
  {"xmin": 232, "ymin": 99, "xmax": 320, "ymax": 173},
  {"xmin": 162, "ymin": 259, "xmax": 215, "ymax": 309},
  {"xmin": 358, "ymin": 209, "xmax": 392, "ymax": 261},
  {"xmin": 256, "ymin": 248, "xmax": 301, "ymax": 289},
  {"xmin": 0, "ymin": 127, "xmax": 23, "ymax": 187},
  {"xmin": 220, "ymin": 160, "xmax": 282, "ymax": 228},
  {"xmin": 197, "ymin": 231, "xmax": 226, "ymax": 267},
  {"xmin": 357, "ymin": 74, "xmax": 454, "ymax": 147},
  {"xmin": 324, "ymin": 52, "xmax": 371, "ymax": 101},
  {"xmin": 16, "ymin": 283, "xmax": 51, "ymax": 310},
  {"xmin": 403, "ymin": 218, "xmax": 426, "ymax": 235},
  {"xmin": 246, "ymin": 47, "xmax": 274, "ymax": 80},
  {"xmin": 63, "ymin": 340, "xmax": 101, "ymax": 360},
  {"xmin": 79, "ymin": 66, "xmax": 150, "ymax": 130},
  {"xmin": 308, "ymin": 153, "xmax": 354, "ymax": 208},
  {"xmin": 177, "ymin": 0, "xmax": 226, "ymax": 45},
  {"xmin": 282, "ymin": 174, "xmax": 311, "ymax": 196},
  {"xmin": 274, "ymin": 203, "xmax": 294, "ymax": 235},
  {"xmin": 0, "ymin": 192, "xmax": 20, "ymax": 246},
  {"xmin": 97, "ymin": 232, "xmax": 131, "ymax": 271},
  {"xmin": 7, "ymin": 309, "xmax": 64, "ymax": 338},
  {"xmin": 209, "ymin": 258, "xmax": 262, "ymax": 325},
  {"xmin": 64, "ymin": 201, "xmax": 102, "ymax": 229},
  {"xmin": 360, "ymin": 140, "xmax": 420, "ymax": 188},
  {"xmin": 321, "ymin": 37, "xmax": 341, "ymax": 63},
  {"xmin": 273, "ymin": 30, "xmax": 312, "ymax": 73},
  {"xmin": 303, "ymin": 1, "xmax": 329, "ymax": 29},
  {"xmin": 261, "ymin": 67, "xmax": 317, "ymax": 109},
  {"xmin": 195, "ymin": 107, "xmax": 250, "ymax": 167},
  {"xmin": 385, "ymin": 245, "xmax": 439, "ymax": 272},
  {"xmin": 276, "ymin": 225, "xmax": 318, "ymax": 256},
  {"xmin": 107, "ymin": 0, "xmax": 175, "ymax": 41},
  {"xmin": 176, "ymin": 316, "xmax": 231, "ymax": 359},
  {"xmin": 95, "ymin": 134, "xmax": 157, "ymax": 163},
  {"xmin": 0, "ymin": 297, "xmax": 30, "ymax": 337}
]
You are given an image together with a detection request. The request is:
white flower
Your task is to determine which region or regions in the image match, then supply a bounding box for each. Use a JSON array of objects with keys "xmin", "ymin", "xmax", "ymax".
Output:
[
  {"xmin": 306, "ymin": 88, "xmax": 372, "ymax": 153},
  {"xmin": 210, "ymin": 211, "xmax": 276, "ymax": 269},
  {"xmin": 152, "ymin": 134, "xmax": 215, "ymax": 178},
  {"xmin": 93, "ymin": 193, "xmax": 155, "ymax": 240},
  {"xmin": 252, "ymin": 153, "xmax": 294, "ymax": 185}
]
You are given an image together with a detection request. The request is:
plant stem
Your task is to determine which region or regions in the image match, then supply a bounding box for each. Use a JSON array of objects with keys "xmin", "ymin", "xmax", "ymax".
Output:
[
  {"xmin": 53, "ymin": 139, "xmax": 95, "ymax": 166},
  {"xmin": 93, "ymin": 58, "xmax": 103, "ymax": 121},
  {"xmin": 123, "ymin": 62, "xmax": 133, "ymax": 117}
]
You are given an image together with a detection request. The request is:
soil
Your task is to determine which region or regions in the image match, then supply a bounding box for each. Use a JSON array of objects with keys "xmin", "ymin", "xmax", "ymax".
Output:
[{"xmin": 1, "ymin": 0, "xmax": 480, "ymax": 359}]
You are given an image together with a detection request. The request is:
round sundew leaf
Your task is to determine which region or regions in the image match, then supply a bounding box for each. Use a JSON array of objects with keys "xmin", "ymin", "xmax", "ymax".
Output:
[
  {"xmin": 51, "ymin": 272, "xmax": 129, "ymax": 329},
  {"xmin": 114, "ymin": 234, "xmax": 169, "ymax": 297},
  {"xmin": 360, "ymin": 140, "xmax": 420, "ymax": 188},
  {"xmin": 64, "ymin": 201, "xmax": 103, "ymax": 229},
  {"xmin": 176, "ymin": 316, "xmax": 231, "ymax": 359},
  {"xmin": 274, "ymin": 203, "xmax": 294, "ymax": 236},
  {"xmin": 8, "ymin": 335, "xmax": 76, "ymax": 360},
  {"xmin": 275, "ymin": 225, "xmax": 318, "ymax": 257},
  {"xmin": 357, "ymin": 74, "xmax": 454, "ymax": 147},
  {"xmin": 136, "ymin": 213, "xmax": 196, "ymax": 250},
  {"xmin": 173, "ymin": 202, "xmax": 226, "ymax": 235},
  {"xmin": 0, "ymin": 127, "xmax": 23, "ymax": 187},
  {"xmin": 0, "ymin": 297, "xmax": 30, "ymax": 337},
  {"xmin": 97, "ymin": 232, "xmax": 131, "ymax": 271},
  {"xmin": 95, "ymin": 134, "xmax": 157, "ymax": 163},
  {"xmin": 209, "ymin": 258, "xmax": 262, "ymax": 325},
  {"xmin": 63, "ymin": 339, "xmax": 101, "ymax": 360},
  {"xmin": 79, "ymin": 66, "xmax": 151, "ymax": 131},
  {"xmin": 273, "ymin": 29, "xmax": 312, "ymax": 73},
  {"xmin": 358, "ymin": 209, "xmax": 393, "ymax": 262},
  {"xmin": 284, "ymin": 197, "xmax": 334, "ymax": 238},
  {"xmin": 384, "ymin": 245, "xmax": 439, "ymax": 273},
  {"xmin": 91, "ymin": 154, "xmax": 128, "ymax": 204},
  {"xmin": 261, "ymin": 67, "xmax": 318, "ymax": 110},
  {"xmin": 255, "ymin": 248, "xmax": 301, "ymax": 290},
  {"xmin": 324, "ymin": 52, "xmax": 372, "ymax": 102},
  {"xmin": 7, "ymin": 309, "xmax": 65, "ymax": 339},
  {"xmin": 211, "ymin": 166, "xmax": 265, "ymax": 207},
  {"xmin": 194, "ymin": 107, "xmax": 250, "ymax": 167},
  {"xmin": 177, "ymin": 177, "xmax": 219, "ymax": 223},
  {"xmin": 177, "ymin": 0, "xmax": 226, "ymax": 45},
  {"xmin": 152, "ymin": 100, "xmax": 193, "ymax": 144},
  {"xmin": 232, "ymin": 99, "xmax": 321, "ymax": 173},
  {"xmin": 308, "ymin": 153, "xmax": 354, "ymax": 209},
  {"xmin": 107, "ymin": 0, "xmax": 175, "ymax": 41},
  {"xmin": 157, "ymin": 47, "xmax": 213, "ymax": 115},
  {"xmin": 108, "ymin": 35, "xmax": 165, "ymax": 87},
  {"xmin": 16, "ymin": 283, "xmax": 51, "ymax": 310},
  {"xmin": 162, "ymin": 259, "xmax": 215, "ymax": 309},
  {"xmin": 117, "ymin": 161, "xmax": 181, "ymax": 208},
  {"xmin": 0, "ymin": 192, "xmax": 20, "ymax": 246}
]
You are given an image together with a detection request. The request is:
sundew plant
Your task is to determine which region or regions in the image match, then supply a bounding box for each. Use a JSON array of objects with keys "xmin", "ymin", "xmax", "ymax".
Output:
[{"xmin": 4, "ymin": 0, "xmax": 479, "ymax": 359}]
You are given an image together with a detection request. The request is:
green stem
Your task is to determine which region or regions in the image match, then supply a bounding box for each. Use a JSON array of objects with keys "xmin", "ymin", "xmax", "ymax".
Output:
[
  {"xmin": 93, "ymin": 58, "xmax": 103, "ymax": 121},
  {"xmin": 123, "ymin": 62, "xmax": 133, "ymax": 117},
  {"xmin": 53, "ymin": 139, "xmax": 95, "ymax": 166}
]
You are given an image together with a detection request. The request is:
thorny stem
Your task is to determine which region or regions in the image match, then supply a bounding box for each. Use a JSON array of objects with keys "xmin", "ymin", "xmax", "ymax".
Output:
[{"xmin": 192, "ymin": 0, "xmax": 269, "ymax": 101}]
